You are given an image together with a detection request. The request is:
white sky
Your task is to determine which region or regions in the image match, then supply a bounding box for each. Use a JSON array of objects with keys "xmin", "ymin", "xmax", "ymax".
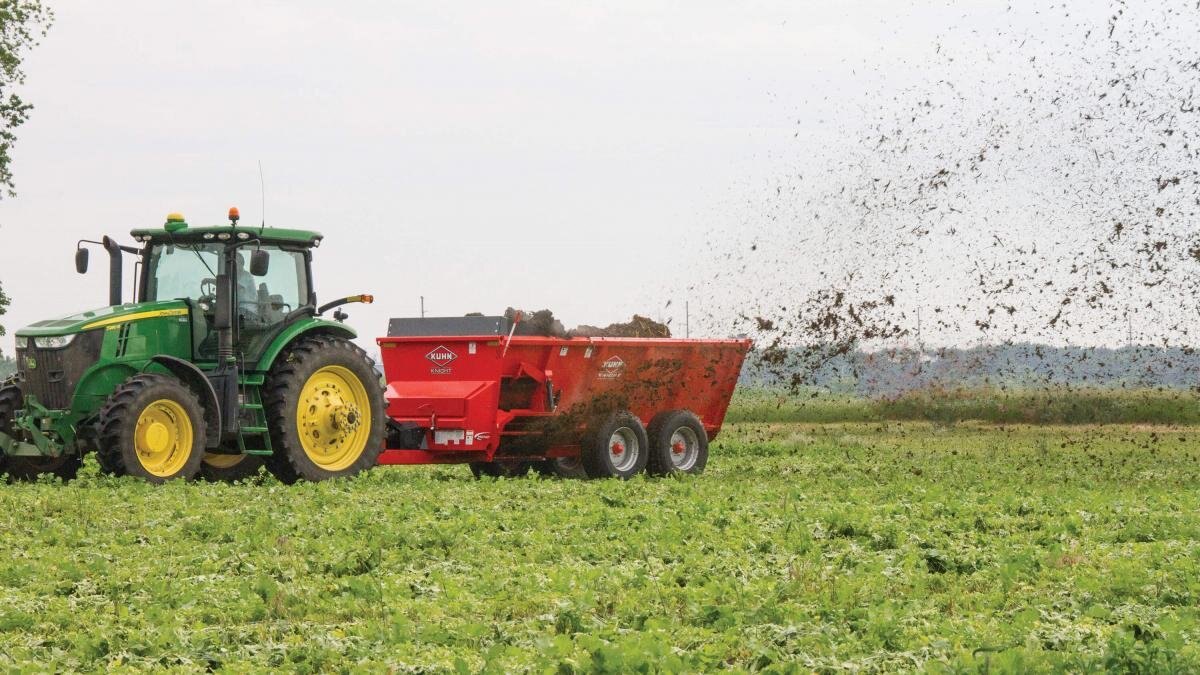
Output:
[{"xmin": 4, "ymin": 1, "xmax": 1182, "ymax": 352}]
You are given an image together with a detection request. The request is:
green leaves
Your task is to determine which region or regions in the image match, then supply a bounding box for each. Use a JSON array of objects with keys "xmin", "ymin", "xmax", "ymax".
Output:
[
  {"xmin": 0, "ymin": 422, "xmax": 1197, "ymax": 670},
  {"xmin": 0, "ymin": 280, "xmax": 8, "ymax": 346},
  {"xmin": 0, "ymin": 0, "xmax": 52, "ymax": 198}
]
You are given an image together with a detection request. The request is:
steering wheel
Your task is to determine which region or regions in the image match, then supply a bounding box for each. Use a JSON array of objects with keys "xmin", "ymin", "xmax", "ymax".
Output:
[{"xmin": 198, "ymin": 278, "xmax": 218, "ymax": 311}]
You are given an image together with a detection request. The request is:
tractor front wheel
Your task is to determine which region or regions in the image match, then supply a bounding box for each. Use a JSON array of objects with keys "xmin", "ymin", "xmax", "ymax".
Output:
[
  {"xmin": 98, "ymin": 374, "xmax": 207, "ymax": 483},
  {"xmin": 0, "ymin": 385, "xmax": 82, "ymax": 482},
  {"xmin": 263, "ymin": 335, "xmax": 385, "ymax": 483}
]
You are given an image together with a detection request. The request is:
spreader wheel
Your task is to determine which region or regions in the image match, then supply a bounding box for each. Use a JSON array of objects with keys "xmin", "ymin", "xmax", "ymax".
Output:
[
  {"xmin": 533, "ymin": 456, "xmax": 588, "ymax": 479},
  {"xmin": 647, "ymin": 410, "xmax": 708, "ymax": 475},
  {"xmin": 469, "ymin": 460, "xmax": 531, "ymax": 479},
  {"xmin": 200, "ymin": 451, "xmax": 265, "ymax": 482},
  {"xmin": 263, "ymin": 335, "xmax": 385, "ymax": 483},
  {"xmin": 581, "ymin": 410, "xmax": 648, "ymax": 479},
  {"xmin": 97, "ymin": 374, "xmax": 207, "ymax": 483}
]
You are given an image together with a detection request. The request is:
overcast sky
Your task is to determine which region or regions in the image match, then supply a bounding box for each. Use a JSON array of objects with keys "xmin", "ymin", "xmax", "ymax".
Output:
[
  {"xmin": 2, "ymin": 1, "xmax": 1190, "ymax": 352},
  {"xmin": 0, "ymin": 1, "xmax": 984, "ymax": 344}
]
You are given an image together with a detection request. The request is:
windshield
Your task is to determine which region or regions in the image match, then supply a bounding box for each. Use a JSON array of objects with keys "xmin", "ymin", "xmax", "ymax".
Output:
[{"xmin": 144, "ymin": 243, "xmax": 221, "ymax": 302}]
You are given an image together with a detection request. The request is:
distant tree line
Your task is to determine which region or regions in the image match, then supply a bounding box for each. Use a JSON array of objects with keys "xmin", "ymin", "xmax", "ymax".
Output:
[{"xmin": 743, "ymin": 343, "xmax": 1200, "ymax": 396}]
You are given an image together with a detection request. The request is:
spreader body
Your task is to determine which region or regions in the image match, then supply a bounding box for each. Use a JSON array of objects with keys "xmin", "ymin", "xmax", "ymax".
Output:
[{"xmin": 375, "ymin": 318, "xmax": 749, "ymax": 469}]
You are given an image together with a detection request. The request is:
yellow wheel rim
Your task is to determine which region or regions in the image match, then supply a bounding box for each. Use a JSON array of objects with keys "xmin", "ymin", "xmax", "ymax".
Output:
[
  {"xmin": 134, "ymin": 399, "xmax": 194, "ymax": 477},
  {"xmin": 203, "ymin": 453, "xmax": 246, "ymax": 469},
  {"xmin": 295, "ymin": 365, "xmax": 371, "ymax": 472}
]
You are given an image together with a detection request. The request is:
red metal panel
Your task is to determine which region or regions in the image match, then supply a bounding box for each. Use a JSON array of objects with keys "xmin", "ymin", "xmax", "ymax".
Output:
[
  {"xmin": 377, "ymin": 449, "xmax": 477, "ymax": 465},
  {"xmin": 385, "ymin": 380, "xmax": 489, "ymax": 418}
]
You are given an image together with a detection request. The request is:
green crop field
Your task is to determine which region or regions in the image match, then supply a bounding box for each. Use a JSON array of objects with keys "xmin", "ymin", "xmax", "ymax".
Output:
[{"xmin": 1, "ymin": 421, "xmax": 1198, "ymax": 672}]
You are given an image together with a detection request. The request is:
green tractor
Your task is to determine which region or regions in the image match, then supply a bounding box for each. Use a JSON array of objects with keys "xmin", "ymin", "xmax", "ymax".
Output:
[{"xmin": 0, "ymin": 209, "xmax": 385, "ymax": 483}]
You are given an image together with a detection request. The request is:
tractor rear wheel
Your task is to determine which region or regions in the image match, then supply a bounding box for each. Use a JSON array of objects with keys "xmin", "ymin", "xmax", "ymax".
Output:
[
  {"xmin": 263, "ymin": 335, "xmax": 384, "ymax": 483},
  {"xmin": 581, "ymin": 410, "xmax": 648, "ymax": 479},
  {"xmin": 646, "ymin": 410, "xmax": 708, "ymax": 475},
  {"xmin": 200, "ymin": 451, "xmax": 265, "ymax": 482},
  {"xmin": 0, "ymin": 385, "xmax": 82, "ymax": 482},
  {"xmin": 98, "ymin": 374, "xmax": 207, "ymax": 483}
]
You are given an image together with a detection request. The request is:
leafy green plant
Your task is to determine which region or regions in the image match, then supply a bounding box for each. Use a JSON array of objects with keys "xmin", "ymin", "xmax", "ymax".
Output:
[{"xmin": 0, "ymin": 421, "xmax": 1196, "ymax": 670}]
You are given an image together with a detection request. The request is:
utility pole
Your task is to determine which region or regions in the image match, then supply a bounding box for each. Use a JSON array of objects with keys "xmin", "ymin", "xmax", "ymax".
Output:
[
  {"xmin": 420, "ymin": 296, "xmax": 425, "ymax": 318},
  {"xmin": 685, "ymin": 301, "xmax": 690, "ymax": 339}
]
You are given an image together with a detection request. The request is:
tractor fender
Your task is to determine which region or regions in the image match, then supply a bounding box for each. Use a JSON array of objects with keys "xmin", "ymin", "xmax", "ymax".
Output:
[
  {"xmin": 72, "ymin": 362, "xmax": 140, "ymax": 414},
  {"xmin": 144, "ymin": 355, "xmax": 222, "ymax": 448},
  {"xmin": 255, "ymin": 320, "xmax": 357, "ymax": 374}
]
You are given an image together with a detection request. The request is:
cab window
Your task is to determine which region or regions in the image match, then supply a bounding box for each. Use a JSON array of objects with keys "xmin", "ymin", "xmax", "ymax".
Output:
[
  {"xmin": 145, "ymin": 243, "xmax": 222, "ymax": 302},
  {"xmin": 234, "ymin": 247, "xmax": 309, "ymax": 326}
]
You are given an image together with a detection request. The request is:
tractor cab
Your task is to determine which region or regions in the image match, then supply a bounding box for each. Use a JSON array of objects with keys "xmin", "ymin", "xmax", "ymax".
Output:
[{"xmin": 126, "ymin": 211, "xmax": 323, "ymax": 368}]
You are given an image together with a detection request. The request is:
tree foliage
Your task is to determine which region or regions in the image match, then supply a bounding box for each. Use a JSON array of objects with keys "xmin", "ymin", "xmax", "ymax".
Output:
[
  {"xmin": 0, "ymin": 2, "xmax": 52, "ymax": 348},
  {"xmin": 0, "ymin": 279, "xmax": 7, "ymax": 339},
  {"xmin": 0, "ymin": 281, "xmax": 8, "ymax": 362},
  {"xmin": 0, "ymin": 0, "xmax": 52, "ymax": 197}
]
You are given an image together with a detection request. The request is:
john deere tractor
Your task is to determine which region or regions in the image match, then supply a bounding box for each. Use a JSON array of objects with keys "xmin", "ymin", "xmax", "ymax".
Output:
[{"xmin": 0, "ymin": 209, "xmax": 384, "ymax": 483}]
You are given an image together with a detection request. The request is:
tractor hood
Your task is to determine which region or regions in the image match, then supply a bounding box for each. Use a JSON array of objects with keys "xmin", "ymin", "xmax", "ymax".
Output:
[{"xmin": 14, "ymin": 300, "xmax": 190, "ymax": 338}]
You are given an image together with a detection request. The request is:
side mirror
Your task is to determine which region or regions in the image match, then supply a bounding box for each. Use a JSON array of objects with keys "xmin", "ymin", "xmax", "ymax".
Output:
[
  {"xmin": 249, "ymin": 249, "xmax": 270, "ymax": 277},
  {"xmin": 75, "ymin": 248, "xmax": 89, "ymax": 274}
]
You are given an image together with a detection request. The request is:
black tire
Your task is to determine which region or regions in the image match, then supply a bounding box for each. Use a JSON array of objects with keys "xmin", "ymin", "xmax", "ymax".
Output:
[
  {"xmin": 6, "ymin": 455, "xmax": 83, "ymax": 482},
  {"xmin": 581, "ymin": 410, "xmax": 648, "ymax": 479},
  {"xmin": 94, "ymin": 444, "xmax": 123, "ymax": 476},
  {"xmin": 97, "ymin": 374, "xmax": 207, "ymax": 483},
  {"xmin": 469, "ymin": 460, "xmax": 531, "ymax": 479},
  {"xmin": 553, "ymin": 456, "xmax": 589, "ymax": 479},
  {"xmin": 646, "ymin": 409, "xmax": 709, "ymax": 476},
  {"xmin": 0, "ymin": 385, "xmax": 20, "ymax": 434},
  {"xmin": 532, "ymin": 456, "xmax": 588, "ymax": 479},
  {"xmin": 0, "ymin": 385, "xmax": 82, "ymax": 482},
  {"xmin": 200, "ymin": 452, "xmax": 265, "ymax": 482},
  {"xmin": 263, "ymin": 335, "xmax": 385, "ymax": 483}
]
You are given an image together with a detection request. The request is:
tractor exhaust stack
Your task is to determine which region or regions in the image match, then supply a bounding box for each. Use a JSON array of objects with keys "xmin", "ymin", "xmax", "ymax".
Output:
[{"xmin": 101, "ymin": 236, "xmax": 123, "ymax": 306}]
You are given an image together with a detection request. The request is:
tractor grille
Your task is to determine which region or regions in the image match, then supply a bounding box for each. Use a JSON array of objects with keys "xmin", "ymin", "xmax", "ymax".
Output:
[{"xmin": 15, "ymin": 330, "xmax": 104, "ymax": 410}]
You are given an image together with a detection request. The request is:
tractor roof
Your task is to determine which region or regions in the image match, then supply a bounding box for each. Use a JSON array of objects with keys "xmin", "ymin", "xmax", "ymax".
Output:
[{"xmin": 128, "ymin": 224, "xmax": 323, "ymax": 247}]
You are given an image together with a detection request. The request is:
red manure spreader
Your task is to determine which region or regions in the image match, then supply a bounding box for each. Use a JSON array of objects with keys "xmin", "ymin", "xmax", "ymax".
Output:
[{"xmin": 375, "ymin": 315, "xmax": 751, "ymax": 478}]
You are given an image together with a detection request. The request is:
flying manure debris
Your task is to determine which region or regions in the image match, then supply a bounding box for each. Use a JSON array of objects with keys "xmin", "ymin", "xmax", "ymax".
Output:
[{"xmin": 690, "ymin": 1, "xmax": 1200, "ymax": 395}]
